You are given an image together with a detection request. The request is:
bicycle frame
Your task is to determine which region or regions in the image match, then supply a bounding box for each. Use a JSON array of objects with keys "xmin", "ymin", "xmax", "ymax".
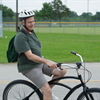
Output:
[
  {"xmin": 48, "ymin": 74, "xmax": 89, "ymax": 100},
  {"xmin": 23, "ymin": 75, "xmax": 89, "ymax": 100}
]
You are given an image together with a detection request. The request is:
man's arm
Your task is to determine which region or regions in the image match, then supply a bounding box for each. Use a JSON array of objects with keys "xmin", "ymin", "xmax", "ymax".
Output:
[{"xmin": 24, "ymin": 50, "xmax": 57, "ymax": 69}]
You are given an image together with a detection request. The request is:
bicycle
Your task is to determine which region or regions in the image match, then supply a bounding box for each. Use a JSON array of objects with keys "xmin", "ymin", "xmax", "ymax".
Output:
[{"xmin": 3, "ymin": 51, "xmax": 100, "ymax": 100}]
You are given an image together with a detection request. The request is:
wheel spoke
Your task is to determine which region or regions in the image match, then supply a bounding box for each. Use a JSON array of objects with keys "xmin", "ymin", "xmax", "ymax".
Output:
[{"xmin": 3, "ymin": 80, "xmax": 42, "ymax": 100}]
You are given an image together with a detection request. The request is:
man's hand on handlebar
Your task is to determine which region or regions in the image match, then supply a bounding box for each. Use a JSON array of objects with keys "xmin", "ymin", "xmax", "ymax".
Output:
[{"xmin": 46, "ymin": 60, "xmax": 57, "ymax": 69}]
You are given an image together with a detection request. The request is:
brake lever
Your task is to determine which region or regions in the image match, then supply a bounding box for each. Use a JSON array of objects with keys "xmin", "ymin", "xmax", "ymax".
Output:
[{"xmin": 57, "ymin": 63, "xmax": 63, "ymax": 70}]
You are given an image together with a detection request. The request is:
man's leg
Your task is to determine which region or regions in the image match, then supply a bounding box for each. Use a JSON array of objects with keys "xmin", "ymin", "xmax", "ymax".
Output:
[
  {"xmin": 50, "ymin": 68, "xmax": 67, "ymax": 88},
  {"xmin": 22, "ymin": 64, "xmax": 52, "ymax": 100},
  {"xmin": 42, "ymin": 64, "xmax": 67, "ymax": 99},
  {"xmin": 40, "ymin": 82, "xmax": 52, "ymax": 100}
]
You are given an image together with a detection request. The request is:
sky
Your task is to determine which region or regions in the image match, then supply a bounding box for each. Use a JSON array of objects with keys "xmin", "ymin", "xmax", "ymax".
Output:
[{"xmin": 1, "ymin": 0, "xmax": 100, "ymax": 15}]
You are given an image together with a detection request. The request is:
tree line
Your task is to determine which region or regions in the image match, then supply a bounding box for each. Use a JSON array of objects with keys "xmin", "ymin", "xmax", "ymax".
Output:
[{"xmin": 0, "ymin": 0, "xmax": 100, "ymax": 22}]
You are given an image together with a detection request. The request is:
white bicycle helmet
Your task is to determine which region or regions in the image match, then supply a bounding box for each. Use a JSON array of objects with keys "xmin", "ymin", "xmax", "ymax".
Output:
[{"xmin": 19, "ymin": 10, "xmax": 35, "ymax": 21}]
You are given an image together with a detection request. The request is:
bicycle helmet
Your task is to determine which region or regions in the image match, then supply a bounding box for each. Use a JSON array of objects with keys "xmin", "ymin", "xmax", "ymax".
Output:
[
  {"xmin": 19, "ymin": 10, "xmax": 35, "ymax": 21},
  {"xmin": 18, "ymin": 10, "xmax": 35, "ymax": 32}
]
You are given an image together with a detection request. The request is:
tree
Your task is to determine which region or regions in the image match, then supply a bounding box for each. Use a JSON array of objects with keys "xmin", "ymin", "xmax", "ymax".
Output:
[
  {"xmin": 95, "ymin": 12, "xmax": 100, "ymax": 21},
  {"xmin": 80, "ymin": 12, "xmax": 93, "ymax": 22},
  {"xmin": 34, "ymin": 3, "xmax": 53, "ymax": 22},
  {"xmin": 33, "ymin": 10, "xmax": 42, "ymax": 21},
  {"xmin": 0, "ymin": 4, "xmax": 14, "ymax": 18},
  {"xmin": 51, "ymin": 0, "xmax": 71, "ymax": 26},
  {"xmin": 69, "ymin": 11, "xmax": 78, "ymax": 18},
  {"xmin": 51, "ymin": 0, "xmax": 71, "ymax": 21},
  {"xmin": 91, "ymin": 12, "xmax": 100, "ymax": 21},
  {"xmin": 40, "ymin": 2, "xmax": 53, "ymax": 21}
]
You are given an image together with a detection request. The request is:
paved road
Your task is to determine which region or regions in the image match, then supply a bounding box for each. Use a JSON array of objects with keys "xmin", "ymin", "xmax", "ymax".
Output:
[{"xmin": 0, "ymin": 63, "xmax": 100, "ymax": 100}]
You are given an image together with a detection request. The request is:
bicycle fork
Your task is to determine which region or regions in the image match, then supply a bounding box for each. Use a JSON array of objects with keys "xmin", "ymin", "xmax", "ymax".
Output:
[{"xmin": 79, "ymin": 74, "xmax": 90, "ymax": 100}]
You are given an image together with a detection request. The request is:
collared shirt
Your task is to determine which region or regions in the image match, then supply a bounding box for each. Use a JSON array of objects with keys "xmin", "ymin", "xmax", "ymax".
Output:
[{"xmin": 14, "ymin": 28, "xmax": 42, "ymax": 73}]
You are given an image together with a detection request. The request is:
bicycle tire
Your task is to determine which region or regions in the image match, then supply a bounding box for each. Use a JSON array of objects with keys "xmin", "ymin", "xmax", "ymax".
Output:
[
  {"xmin": 77, "ymin": 88, "xmax": 100, "ymax": 100},
  {"xmin": 3, "ymin": 79, "xmax": 43, "ymax": 100}
]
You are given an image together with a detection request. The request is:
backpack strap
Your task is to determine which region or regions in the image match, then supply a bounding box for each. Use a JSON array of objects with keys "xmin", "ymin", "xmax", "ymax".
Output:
[{"xmin": 18, "ymin": 29, "xmax": 29, "ymax": 57}]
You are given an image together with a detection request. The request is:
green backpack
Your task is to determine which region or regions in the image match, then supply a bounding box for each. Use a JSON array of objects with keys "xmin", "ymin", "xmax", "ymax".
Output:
[{"xmin": 6, "ymin": 30, "xmax": 29, "ymax": 63}]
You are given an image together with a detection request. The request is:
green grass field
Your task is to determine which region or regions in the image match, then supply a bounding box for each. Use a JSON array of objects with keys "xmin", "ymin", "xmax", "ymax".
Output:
[{"xmin": 0, "ymin": 27, "xmax": 100, "ymax": 63}]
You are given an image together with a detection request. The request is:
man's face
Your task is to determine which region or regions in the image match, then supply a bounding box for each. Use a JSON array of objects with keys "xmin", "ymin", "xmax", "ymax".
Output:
[{"xmin": 24, "ymin": 17, "xmax": 35, "ymax": 31}]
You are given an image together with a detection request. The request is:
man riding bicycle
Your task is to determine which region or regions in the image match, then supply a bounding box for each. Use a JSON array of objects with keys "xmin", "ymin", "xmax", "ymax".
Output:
[{"xmin": 14, "ymin": 10, "xmax": 66, "ymax": 100}]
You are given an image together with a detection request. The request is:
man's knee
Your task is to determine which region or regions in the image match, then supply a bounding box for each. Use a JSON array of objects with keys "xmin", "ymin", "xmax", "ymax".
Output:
[
  {"xmin": 52, "ymin": 68, "xmax": 67, "ymax": 77},
  {"xmin": 61, "ymin": 68, "xmax": 67, "ymax": 76}
]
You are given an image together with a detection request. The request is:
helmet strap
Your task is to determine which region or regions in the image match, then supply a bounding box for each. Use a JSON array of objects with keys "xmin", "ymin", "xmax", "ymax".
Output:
[
  {"xmin": 23, "ymin": 20, "xmax": 33, "ymax": 32},
  {"xmin": 23, "ymin": 25, "xmax": 33, "ymax": 32}
]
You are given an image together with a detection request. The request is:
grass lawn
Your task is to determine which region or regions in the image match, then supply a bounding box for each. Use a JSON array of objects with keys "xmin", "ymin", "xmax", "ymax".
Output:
[{"xmin": 0, "ymin": 30, "xmax": 100, "ymax": 63}]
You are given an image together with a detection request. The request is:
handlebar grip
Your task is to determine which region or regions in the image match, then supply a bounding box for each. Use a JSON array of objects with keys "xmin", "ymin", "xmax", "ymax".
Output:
[
  {"xmin": 57, "ymin": 63, "xmax": 63, "ymax": 70},
  {"xmin": 71, "ymin": 51, "xmax": 76, "ymax": 55}
]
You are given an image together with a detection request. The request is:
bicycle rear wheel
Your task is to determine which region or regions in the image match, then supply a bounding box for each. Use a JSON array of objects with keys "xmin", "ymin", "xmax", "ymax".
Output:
[
  {"xmin": 77, "ymin": 88, "xmax": 100, "ymax": 100},
  {"xmin": 3, "ymin": 80, "xmax": 43, "ymax": 100}
]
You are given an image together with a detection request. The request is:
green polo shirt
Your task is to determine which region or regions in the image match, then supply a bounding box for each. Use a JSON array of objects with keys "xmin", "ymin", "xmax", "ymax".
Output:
[{"xmin": 14, "ymin": 28, "xmax": 42, "ymax": 73}]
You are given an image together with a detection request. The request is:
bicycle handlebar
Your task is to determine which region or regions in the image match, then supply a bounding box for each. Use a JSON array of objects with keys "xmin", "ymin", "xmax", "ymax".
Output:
[
  {"xmin": 71, "ymin": 51, "xmax": 83, "ymax": 63},
  {"xmin": 57, "ymin": 51, "xmax": 84, "ymax": 69},
  {"xmin": 71, "ymin": 51, "xmax": 76, "ymax": 55},
  {"xmin": 57, "ymin": 51, "xmax": 92, "ymax": 83}
]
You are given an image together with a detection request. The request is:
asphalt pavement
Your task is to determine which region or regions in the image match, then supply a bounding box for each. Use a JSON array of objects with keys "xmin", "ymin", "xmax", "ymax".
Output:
[{"xmin": 0, "ymin": 63, "xmax": 100, "ymax": 100}]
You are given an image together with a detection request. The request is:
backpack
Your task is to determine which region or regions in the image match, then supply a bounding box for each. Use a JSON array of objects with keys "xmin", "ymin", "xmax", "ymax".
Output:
[{"xmin": 6, "ymin": 30, "xmax": 29, "ymax": 63}]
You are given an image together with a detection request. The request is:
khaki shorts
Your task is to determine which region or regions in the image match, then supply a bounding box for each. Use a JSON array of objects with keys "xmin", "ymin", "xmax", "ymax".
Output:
[{"xmin": 22, "ymin": 64, "xmax": 53, "ymax": 88}]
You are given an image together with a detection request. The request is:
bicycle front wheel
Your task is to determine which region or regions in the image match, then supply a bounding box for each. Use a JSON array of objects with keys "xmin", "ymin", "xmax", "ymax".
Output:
[
  {"xmin": 77, "ymin": 88, "xmax": 100, "ymax": 100},
  {"xmin": 3, "ymin": 80, "xmax": 43, "ymax": 100}
]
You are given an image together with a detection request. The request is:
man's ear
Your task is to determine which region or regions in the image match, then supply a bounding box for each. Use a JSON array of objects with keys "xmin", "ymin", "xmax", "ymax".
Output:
[{"xmin": 21, "ymin": 21, "xmax": 25, "ymax": 26}]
